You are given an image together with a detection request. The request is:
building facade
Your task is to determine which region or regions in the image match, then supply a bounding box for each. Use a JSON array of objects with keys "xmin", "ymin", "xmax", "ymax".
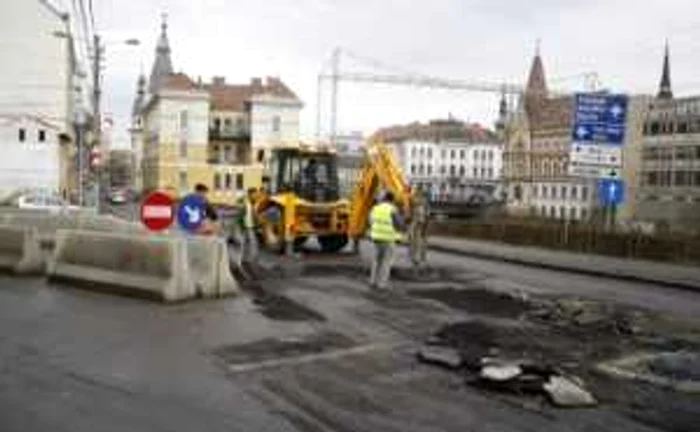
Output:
[
  {"xmin": 503, "ymin": 50, "xmax": 646, "ymax": 223},
  {"xmin": 133, "ymin": 18, "xmax": 302, "ymax": 205},
  {"xmin": 0, "ymin": 0, "xmax": 81, "ymax": 199},
  {"xmin": 636, "ymin": 46, "xmax": 700, "ymax": 232},
  {"xmin": 375, "ymin": 119, "xmax": 503, "ymax": 202}
]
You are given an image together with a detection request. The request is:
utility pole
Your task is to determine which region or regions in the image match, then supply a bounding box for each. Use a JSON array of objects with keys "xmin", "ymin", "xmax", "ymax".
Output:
[
  {"xmin": 92, "ymin": 34, "xmax": 103, "ymax": 212},
  {"xmin": 329, "ymin": 47, "xmax": 340, "ymax": 146}
]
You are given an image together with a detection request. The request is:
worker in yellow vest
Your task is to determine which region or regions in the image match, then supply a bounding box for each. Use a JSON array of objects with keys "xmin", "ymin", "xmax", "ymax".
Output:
[
  {"xmin": 239, "ymin": 187, "xmax": 258, "ymax": 265},
  {"xmin": 369, "ymin": 191, "xmax": 404, "ymax": 290}
]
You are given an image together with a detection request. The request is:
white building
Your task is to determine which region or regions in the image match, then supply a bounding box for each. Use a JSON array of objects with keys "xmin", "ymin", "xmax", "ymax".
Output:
[
  {"xmin": 375, "ymin": 120, "xmax": 503, "ymax": 202},
  {"xmin": 0, "ymin": 0, "xmax": 82, "ymax": 198},
  {"xmin": 0, "ymin": 115, "xmax": 61, "ymax": 192}
]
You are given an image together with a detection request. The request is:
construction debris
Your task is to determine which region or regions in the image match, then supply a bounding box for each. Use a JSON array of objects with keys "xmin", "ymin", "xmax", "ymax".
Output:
[
  {"xmin": 416, "ymin": 346, "xmax": 463, "ymax": 370},
  {"xmin": 543, "ymin": 376, "xmax": 597, "ymax": 407}
]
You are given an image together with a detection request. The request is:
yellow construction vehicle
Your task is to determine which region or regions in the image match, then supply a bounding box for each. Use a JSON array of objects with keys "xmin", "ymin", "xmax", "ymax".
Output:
[{"xmin": 252, "ymin": 140, "xmax": 413, "ymax": 255}]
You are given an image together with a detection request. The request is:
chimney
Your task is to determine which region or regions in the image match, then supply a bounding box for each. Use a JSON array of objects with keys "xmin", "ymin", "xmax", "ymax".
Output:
[{"xmin": 212, "ymin": 76, "xmax": 226, "ymax": 86}]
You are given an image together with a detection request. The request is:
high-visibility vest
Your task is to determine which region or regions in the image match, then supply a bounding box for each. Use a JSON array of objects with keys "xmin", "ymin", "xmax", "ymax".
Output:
[{"xmin": 370, "ymin": 202, "xmax": 399, "ymax": 242}]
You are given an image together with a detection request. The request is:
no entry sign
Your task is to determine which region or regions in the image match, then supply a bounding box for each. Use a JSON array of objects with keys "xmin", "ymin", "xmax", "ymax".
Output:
[{"xmin": 140, "ymin": 191, "xmax": 175, "ymax": 232}]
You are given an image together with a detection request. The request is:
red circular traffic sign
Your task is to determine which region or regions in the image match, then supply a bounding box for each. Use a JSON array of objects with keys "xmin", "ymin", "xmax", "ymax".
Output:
[{"xmin": 140, "ymin": 191, "xmax": 175, "ymax": 232}]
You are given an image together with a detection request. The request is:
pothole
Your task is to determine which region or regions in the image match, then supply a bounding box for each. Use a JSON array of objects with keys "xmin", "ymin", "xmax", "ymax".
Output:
[
  {"xmin": 598, "ymin": 351, "xmax": 700, "ymax": 393},
  {"xmin": 213, "ymin": 331, "xmax": 357, "ymax": 367},
  {"xmin": 408, "ymin": 287, "xmax": 530, "ymax": 318}
]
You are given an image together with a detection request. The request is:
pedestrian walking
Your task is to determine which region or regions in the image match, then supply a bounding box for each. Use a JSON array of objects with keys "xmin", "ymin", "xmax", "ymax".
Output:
[
  {"xmin": 368, "ymin": 191, "xmax": 404, "ymax": 290},
  {"xmin": 408, "ymin": 187, "xmax": 429, "ymax": 268},
  {"xmin": 238, "ymin": 187, "xmax": 259, "ymax": 265},
  {"xmin": 193, "ymin": 183, "xmax": 221, "ymax": 236}
]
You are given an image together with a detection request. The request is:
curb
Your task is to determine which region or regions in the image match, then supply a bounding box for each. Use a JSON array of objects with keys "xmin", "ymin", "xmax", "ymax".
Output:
[{"xmin": 428, "ymin": 244, "xmax": 700, "ymax": 293}]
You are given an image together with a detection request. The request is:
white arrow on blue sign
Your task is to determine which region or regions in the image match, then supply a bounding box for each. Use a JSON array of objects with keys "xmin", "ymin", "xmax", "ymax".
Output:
[{"xmin": 598, "ymin": 178, "xmax": 625, "ymax": 207}]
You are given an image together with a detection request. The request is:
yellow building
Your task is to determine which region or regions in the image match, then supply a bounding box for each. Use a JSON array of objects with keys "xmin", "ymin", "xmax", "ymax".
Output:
[{"xmin": 132, "ymin": 17, "xmax": 302, "ymax": 206}]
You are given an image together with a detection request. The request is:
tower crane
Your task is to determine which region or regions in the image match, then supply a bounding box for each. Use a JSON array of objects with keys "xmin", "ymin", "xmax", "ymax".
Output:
[{"xmin": 316, "ymin": 47, "xmax": 599, "ymax": 143}]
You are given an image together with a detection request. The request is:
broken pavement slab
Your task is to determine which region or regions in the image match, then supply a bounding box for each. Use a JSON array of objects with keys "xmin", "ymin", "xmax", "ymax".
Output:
[
  {"xmin": 416, "ymin": 346, "xmax": 463, "ymax": 370},
  {"xmin": 543, "ymin": 375, "xmax": 597, "ymax": 407}
]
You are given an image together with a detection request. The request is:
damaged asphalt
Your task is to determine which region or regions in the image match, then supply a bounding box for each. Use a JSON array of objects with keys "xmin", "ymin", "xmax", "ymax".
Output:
[{"xmin": 0, "ymin": 243, "xmax": 699, "ymax": 431}]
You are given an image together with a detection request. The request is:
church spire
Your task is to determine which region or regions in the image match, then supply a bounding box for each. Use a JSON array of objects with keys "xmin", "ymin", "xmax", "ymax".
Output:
[
  {"xmin": 148, "ymin": 13, "xmax": 174, "ymax": 94},
  {"xmin": 657, "ymin": 41, "xmax": 673, "ymax": 100},
  {"xmin": 526, "ymin": 41, "xmax": 547, "ymax": 98}
]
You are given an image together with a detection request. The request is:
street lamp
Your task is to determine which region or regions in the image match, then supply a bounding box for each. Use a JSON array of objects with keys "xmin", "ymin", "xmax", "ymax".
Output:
[{"xmin": 53, "ymin": 30, "xmax": 140, "ymax": 209}]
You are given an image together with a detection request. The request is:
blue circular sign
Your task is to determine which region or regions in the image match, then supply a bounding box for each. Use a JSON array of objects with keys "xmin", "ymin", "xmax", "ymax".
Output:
[{"xmin": 177, "ymin": 193, "xmax": 207, "ymax": 232}]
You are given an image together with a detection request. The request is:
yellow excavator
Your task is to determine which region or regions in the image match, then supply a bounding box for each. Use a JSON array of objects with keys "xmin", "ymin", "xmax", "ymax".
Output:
[{"xmin": 251, "ymin": 140, "xmax": 414, "ymax": 255}]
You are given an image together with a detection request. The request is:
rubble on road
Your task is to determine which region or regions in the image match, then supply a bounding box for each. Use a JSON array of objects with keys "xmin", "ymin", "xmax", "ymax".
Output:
[
  {"xmin": 543, "ymin": 376, "xmax": 597, "ymax": 407},
  {"xmin": 416, "ymin": 346, "xmax": 463, "ymax": 370}
]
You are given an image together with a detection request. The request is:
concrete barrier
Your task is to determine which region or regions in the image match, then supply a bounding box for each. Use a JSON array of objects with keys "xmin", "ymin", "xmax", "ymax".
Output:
[
  {"xmin": 185, "ymin": 236, "xmax": 239, "ymax": 297},
  {"xmin": 47, "ymin": 230, "xmax": 240, "ymax": 302},
  {"xmin": 0, "ymin": 225, "xmax": 44, "ymax": 274}
]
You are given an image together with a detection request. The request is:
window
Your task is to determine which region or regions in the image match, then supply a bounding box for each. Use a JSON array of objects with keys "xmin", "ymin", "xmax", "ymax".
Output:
[
  {"xmin": 549, "ymin": 206, "xmax": 556, "ymax": 218},
  {"xmin": 695, "ymin": 172, "xmax": 700, "ymax": 186},
  {"xmin": 427, "ymin": 165, "xmax": 432, "ymax": 175},
  {"xmin": 473, "ymin": 150, "xmax": 478, "ymax": 159},
  {"xmin": 552, "ymin": 186, "xmax": 558, "ymax": 199},
  {"xmin": 225, "ymin": 173, "xmax": 232, "ymax": 189},
  {"xmin": 272, "ymin": 116, "xmax": 281, "ymax": 132},
  {"xmin": 487, "ymin": 168, "xmax": 493, "ymax": 178},
  {"xmin": 559, "ymin": 206, "xmax": 566, "ymax": 219},
  {"xmin": 480, "ymin": 168, "xmax": 486, "ymax": 177},
  {"xmin": 18, "ymin": 128, "xmax": 25, "ymax": 142},
  {"xmin": 450, "ymin": 150, "xmax": 455, "ymax": 159},
  {"xmin": 213, "ymin": 118, "xmax": 221, "ymax": 132},
  {"xmin": 257, "ymin": 150, "xmax": 265, "ymax": 162},
  {"xmin": 675, "ymin": 171, "xmax": 689, "ymax": 186},
  {"xmin": 582, "ymin": 186, "xmax": 589, "ymax": 201},
  {"xmin": 419, "ymin": 164, "xmax": 425, "ymax": 175},
  {"xmin": 411, "ymin": 164, "xmax": 416, "ymax": 175},
  {"xmin": 440, "ymin": 165, "xmax": 446, "ymax": 174},
  {"xmin": 581, "ymin": 208, "xmax": 588, "ymax": 221},
  {"xmin": 561, "ymin": 186, "xmax": 567, "ymax": 199},
  {"xmin": 460, "ymin": 150, "xmax": 465, "ymax": 159},
  {"xmin": 450, "ymin": 165, "xmax": 456, "ymax": 176},
  {"xmin": 235, "ymin": 173, "xmax": 244, "ymax": 190},
  {"xmin": 427, "ymin": 149, "xmax": 433, "ymax": 158},
  {"xmin": 542, "ymin": 186, "xmax": 548, "ymax": 198},
  {"xmin": 179, "ymin": 171, "xmax": 187, "ymax": 191},
  {"xmin": 179, "ymin": 138, "xmax": 187, "ymax": 158},
  {"xmin": 646, "ymin": 172, "xmax": 658, "ymax": 186},
  {"xmin": 38, "ymin": 129, "xmax": 46, "ymax": 142},
  {"xmin": 473, "ymin": 168, "xmax": 477, "ymax": 177},
  {"xmin": 411, "ymin": 147, "xmax": 417, "ymax": 158},
  {"xmin": 214, "ymin": 173, "xmax": 221, "ymax": 190},
  {"xmin": 419, "ymin": 148, "xmax": 425, "ymax": 157},
  {"xmin": 179, "ymin": 110, "xmax": 188, "ymax": 130},
  {"xmin": 459, "ymin": 166, "xmax": 465, "ymax": 176},
  {"xmin": 571, "ymin": 186, "xmax": 578, "ymax": 199},
  {"xmin": 532, "ymin": 185, "xmax": 538, "ymax": 198},
  {"xmin": 481, "ymin": 151, "xmax": 487, "ymax": 160},
  {"xmin": 541, "ymin": 206, "xmax": 547, "ymax": 216},
  {"xmin": 237, "ymin": 117, "xmax": 245, "ymax": 132},
  {"xmin": 570, "ymin": 207, "xmax": 577, "ymax": 220},
  {"xmin": 488, "ymin": 151, "xmax": 494, "ymax": 161},
  {"xmin": 224, "ymin": 146, "xmax": 232, "ymax": 162}
]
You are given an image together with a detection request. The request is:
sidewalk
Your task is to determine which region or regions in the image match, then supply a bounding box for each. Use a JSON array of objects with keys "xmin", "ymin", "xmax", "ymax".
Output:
[{"xmin": 429, "ymin": 237, "xmax": 700, "ymax": 292}]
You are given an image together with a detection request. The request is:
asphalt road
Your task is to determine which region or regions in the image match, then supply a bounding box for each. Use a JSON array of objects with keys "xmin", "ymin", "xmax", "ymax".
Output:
[{"xmin": 1, "ymin": 241, "xmax": 698, "ymax": 431}]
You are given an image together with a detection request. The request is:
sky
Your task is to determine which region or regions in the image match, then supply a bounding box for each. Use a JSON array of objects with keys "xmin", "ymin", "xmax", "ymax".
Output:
[{"xmin": 61, "ymin": 0, "xmax": 700, "ymax": 149}]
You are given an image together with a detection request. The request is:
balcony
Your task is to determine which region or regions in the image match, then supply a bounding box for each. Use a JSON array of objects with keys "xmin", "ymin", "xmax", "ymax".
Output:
[{"xmin": 209, "ymin": 127, "xmax": 250, "ymax": 141}]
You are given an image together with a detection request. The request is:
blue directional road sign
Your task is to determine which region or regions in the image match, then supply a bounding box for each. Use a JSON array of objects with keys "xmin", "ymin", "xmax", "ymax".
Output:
[
  {"xmin": 177, "ymin": 193, "xmax": 206, "ymax": 232},
  {"xmin": 598, "ymin": 178, "xmax": 625, "ymax": 207},
  {"xmin": 572, "ymin": 93, "xmax": 629, "ymax": 145}
]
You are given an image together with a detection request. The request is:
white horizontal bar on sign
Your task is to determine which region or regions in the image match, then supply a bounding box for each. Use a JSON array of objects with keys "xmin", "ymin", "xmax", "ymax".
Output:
[
  {"xmin": 569, "ymin": 142, "xmax": 623, "ymax": 167},
  {"xmin": 143, "ymin": 205, "xmax": 172, "ymax": 219},
  {"xmin": 567, "ymin": 164, "xmax": 620, "ymax": 180}
]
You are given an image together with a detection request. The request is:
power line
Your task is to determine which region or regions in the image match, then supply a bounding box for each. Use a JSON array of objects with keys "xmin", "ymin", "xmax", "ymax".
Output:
[{"xmin": 88, "ymin": 0, "xmax": 96, "ymax": 31}]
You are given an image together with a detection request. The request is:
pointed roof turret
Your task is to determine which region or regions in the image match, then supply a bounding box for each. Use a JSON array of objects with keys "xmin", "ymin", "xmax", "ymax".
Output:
[
  {"xmin": 495, "ymin": 88, "xmax": 508, "ymax": 132},
  {"xmin": 657, "ymin": 41, "xmax": 673, "ymax": 100},
  {"xmin": 148, "ymin": 13, "xmax": 174, "ymax": 94},
  {"xmin": 131, "ymin": 73, "xmax": 146, "ymax": 117},
  {"xmin": 526, "ymin": 41, "xmax": 548, "ymax": 98}
]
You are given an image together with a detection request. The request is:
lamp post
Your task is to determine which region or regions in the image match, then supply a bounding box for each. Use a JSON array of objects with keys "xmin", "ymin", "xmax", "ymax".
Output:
[{"xmin": 53, "ymin": 31, "xmax": 140, "ymax": 210}]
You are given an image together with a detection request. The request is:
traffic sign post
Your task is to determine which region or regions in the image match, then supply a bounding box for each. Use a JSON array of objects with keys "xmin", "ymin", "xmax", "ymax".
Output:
[
  {"xmin": 177, "ymin": 193, "xmax": 207, "ymax": 233},
  {"xmin": 140, "ymin": 191, "xmax": 175, "ymax": 232},
  {"xmin": 570, "ymin": 93, "xmax": 629, "ymax": 229}
]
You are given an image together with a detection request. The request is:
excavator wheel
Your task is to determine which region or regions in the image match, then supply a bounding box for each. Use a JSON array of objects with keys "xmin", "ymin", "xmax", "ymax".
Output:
[
  {"xmin": 318, "ymin": 234, "xmax": 349, "ymax": 253},
  {"xmin": 260, "ymin": 205, "xmax": 285, "ymax": 254}
]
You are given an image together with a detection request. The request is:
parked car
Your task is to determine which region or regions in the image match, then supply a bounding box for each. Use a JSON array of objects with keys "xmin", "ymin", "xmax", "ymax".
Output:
[
  {"xmin": 15, "ymin": 191, "xmax": 82, "ymax": 213},
  {"xmin": 108, "ymin": 189, "xmax": 127, "ymax": 204}
]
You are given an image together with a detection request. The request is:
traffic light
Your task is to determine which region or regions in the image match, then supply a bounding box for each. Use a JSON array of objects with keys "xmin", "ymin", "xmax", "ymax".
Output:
[{"xmin": 89, "ymin": 147, "xmax": 101, "ymax": 171}]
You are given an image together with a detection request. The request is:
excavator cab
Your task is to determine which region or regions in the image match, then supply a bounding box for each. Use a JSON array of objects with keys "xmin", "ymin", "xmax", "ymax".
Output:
[{"xmin": 269, "ymin": 149, "xmax": 340, "ymax": 203}]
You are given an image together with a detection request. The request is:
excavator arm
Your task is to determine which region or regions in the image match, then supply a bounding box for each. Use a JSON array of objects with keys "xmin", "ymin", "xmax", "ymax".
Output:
[{"xmin": 347, "ymin": 140, "xmax": 413, "ymax": 242}]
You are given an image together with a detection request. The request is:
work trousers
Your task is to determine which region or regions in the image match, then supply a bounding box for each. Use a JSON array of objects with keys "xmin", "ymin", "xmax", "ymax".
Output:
[
  {"xmin": 240, "ymin": 228, "xmax": 258, "ymax": 264},
  {"xmin": 408, "ymin": 221, "xmax": 427, "ymax": 267},
  {"xmin": 370, "ymin": 240, "xmax": 395, "ymax": 290}
]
